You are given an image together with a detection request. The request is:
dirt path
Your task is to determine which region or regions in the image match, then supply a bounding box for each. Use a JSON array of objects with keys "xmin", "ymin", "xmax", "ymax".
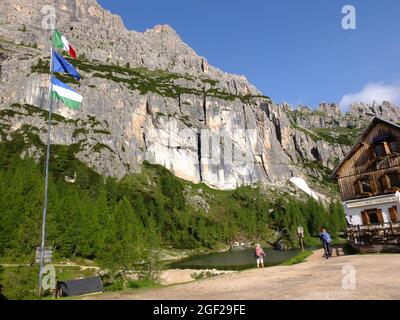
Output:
[
  {"xmin": 87, "ymin": 250, "xmax": 400, "ymax": 300},
  {"xmin": 0, "ymin": 263, "xmax": 100, "ymax": 270}
]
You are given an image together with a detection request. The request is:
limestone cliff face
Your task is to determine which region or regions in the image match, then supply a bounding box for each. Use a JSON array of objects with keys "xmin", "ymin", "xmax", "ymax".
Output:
[{"xmin": 0, "ymin": 0, "xmax": 399, "ymax": 190}]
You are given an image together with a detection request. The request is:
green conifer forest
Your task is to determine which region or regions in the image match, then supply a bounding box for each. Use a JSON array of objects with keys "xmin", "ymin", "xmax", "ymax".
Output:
[{"xmin": 0, "ymin": 127, "xmax": 347, "ymax": 299}]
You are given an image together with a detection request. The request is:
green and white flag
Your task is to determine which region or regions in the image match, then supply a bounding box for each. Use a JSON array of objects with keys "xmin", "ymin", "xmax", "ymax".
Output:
[{"xmin": 51, "ymin": 77, "xmax": 83, "ymax": 110}]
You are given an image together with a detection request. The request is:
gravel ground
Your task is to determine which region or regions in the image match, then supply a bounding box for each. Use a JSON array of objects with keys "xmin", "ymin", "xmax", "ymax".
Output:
[{"xmin": 87, "ymin": 250, "xmax": 400, "ymax": 300}]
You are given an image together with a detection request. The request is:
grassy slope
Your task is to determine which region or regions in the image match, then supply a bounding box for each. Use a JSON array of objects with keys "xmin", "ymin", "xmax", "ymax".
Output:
[{"xmin": 30, "ymin": 56, "xmax": 271, "ymax": 104}]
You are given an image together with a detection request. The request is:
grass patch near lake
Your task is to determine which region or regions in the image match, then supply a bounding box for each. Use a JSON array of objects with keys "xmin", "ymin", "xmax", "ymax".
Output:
[
  {"xmin": 55, "ymin": 266, "xmax": 98, "ymax": 282},
  {"xmin": 126, "ymin": 278, "xmax": 160, "ymax": 290},
  {"xmin": 280, "ymin": 250, "xmax": 313, "ymax": 266},
  {"xmin": 101, "ymin": 276, "xmax": 162, "ymax": 294}
]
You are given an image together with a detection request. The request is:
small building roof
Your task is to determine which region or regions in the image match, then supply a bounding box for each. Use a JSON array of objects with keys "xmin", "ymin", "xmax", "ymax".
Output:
[
  {"xmin": 57, "ymin": 276, "xmax": 103, "ymax": 297},
  {"xmin": 330, "ymin": 117, "xmax": 400, "ymax": 180}
]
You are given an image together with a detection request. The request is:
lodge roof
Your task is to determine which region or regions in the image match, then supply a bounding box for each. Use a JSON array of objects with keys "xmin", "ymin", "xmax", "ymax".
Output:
[{"xmin": 330, "ymin": 117, "xmax": 400, "ymax": 180}]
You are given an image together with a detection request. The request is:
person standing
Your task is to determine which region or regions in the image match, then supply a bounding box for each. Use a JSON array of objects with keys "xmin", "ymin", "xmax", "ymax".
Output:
[
  {"xmin": 255, "ymin": 244, "xmax": 266, "ymax": 268},
  {"xmin": 319, "ymin": 228, "xmax": 332, "ymax": 259}
]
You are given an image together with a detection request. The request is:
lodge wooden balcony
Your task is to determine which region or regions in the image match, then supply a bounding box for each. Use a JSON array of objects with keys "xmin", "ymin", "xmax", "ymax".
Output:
[{"xmin": 346, "ymin": 222, "xmax": 400, "ymax": 246}]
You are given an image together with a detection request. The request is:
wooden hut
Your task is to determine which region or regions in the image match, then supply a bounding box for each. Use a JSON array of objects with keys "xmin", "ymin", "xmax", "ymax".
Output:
[
  {"xmin": 55, "ymin": 276, "xmax": 103, "ymax": 298},
  {"xmin": 331, "ymin": 118, "xmax": 400, "ymax": 252}
]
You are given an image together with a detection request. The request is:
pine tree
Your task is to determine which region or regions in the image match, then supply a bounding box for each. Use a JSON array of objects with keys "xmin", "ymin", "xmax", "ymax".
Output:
[
  {"xmin": 77, "ymin": 195, "xmax": 102, "ymax": 259},
  {"xmin": 0, "ymin": 171, "xmax": 6, "ymax": 255},
  {"xmin": 327, "ymin": 200, "xmax": 347, "ymax": 236},
  {"xmin": 143, "ymin": 216, "xmax": 161, "ymax": 281},
  {"xmin": 132, "ymin": 192, "xmax": 148, "ymax": 226},
  {"xmin": 11, "ymin": 159, "xmax": 44, "ymax": 256},
  {"xmin": 55, "ymin": 188, "xmax": 82, "ymax": 257},
  {"xmin": 100, "ymin": 197, "xmax": 144, "ymax": 274}
]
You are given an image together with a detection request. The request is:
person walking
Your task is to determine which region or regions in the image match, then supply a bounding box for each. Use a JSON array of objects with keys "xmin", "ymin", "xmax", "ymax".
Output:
[
  {"xmin": 255, "ymin": 244, "xmax": 266, "ymax": 268},
  {"xmin": 319, "ymin": 228, "xmax": 332, "ymax": 259}
]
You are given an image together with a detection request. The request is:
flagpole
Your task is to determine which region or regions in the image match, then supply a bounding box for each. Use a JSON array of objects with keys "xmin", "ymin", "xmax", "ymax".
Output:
[{"xmin": 38, "ymin": 24, "xmax": 55, "ymax": 298}]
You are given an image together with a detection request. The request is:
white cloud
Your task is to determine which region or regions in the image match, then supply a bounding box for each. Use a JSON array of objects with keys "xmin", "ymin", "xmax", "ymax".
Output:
[{"xmin": 339, "ymin": 82, "xmax": 400, "ymax": 110}]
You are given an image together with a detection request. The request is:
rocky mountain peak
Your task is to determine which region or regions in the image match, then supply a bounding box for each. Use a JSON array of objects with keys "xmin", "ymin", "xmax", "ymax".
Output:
[
  {"xmin": 146, "ymin": 24, "xmax": 179, "ymax": 37},
  {"xmin": 0, "ymin": 0, "xmax": 262, "ymax": 97},
  {"xmin": 295, "ymin": 105, "xmax": 312, "ymax": 113},
  {"xmin": 0, "ymin": 0, "xmax": 126, "ymax": 31},
  {"xmin": 348, "ymin": 101, "xmax": 399, "ymax": 123},
  {"xmin": 316, "ymin": 102, "xmax": 341, "ymax": 116}
]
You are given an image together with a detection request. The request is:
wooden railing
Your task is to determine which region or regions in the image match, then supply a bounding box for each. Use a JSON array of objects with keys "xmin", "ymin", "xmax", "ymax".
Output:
[{"xmin": 346, "ymin": 222, "xmax": 400, "ymax": 245}]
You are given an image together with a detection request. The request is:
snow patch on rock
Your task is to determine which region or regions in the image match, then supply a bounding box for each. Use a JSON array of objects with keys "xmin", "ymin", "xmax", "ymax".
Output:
[{"xmin": 289, "ymin": 177, "xmax": 319, "ymax": 200}]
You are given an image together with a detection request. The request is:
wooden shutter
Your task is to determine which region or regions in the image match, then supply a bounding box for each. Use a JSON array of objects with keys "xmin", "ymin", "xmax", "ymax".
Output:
[
  {"xmin": 383, "ymin": 142, "xmax": 391, "ymax": 155},
  {"xmin": 370, "ymin": 177, "xmax": 378, "ymax": 194},
  {"xmin": 377, "ymin": 209, "xmax": 384, "ymax": 224},
  {"xmin": 361, "ymin": 211, "xmax": 370, "ymax": 225},
  {"xmin": 369, "ymin": 145, "xmax": 377, "ymax": 161},
  {"xmin": 389, "ymin": 207, "xmax": 398, "ymax": 223},
  {"xmin": 382, "ymin": 174, "xmax": 390, "ymax": 190},
  {"xmin": 355, "ymin": 180, "xmax": 361, "ymax": 195}
]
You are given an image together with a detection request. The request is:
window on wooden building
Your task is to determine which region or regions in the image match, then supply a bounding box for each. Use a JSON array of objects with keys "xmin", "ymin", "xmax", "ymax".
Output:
[
  {"xmin": 361, "ymin": 209, "xmax": 384, "ymax": 225},
  {"xmin": 360, "ymin": 179, "xmax": 373, "ymax": 193},
  {"xmin": 388, "ymin": 172, "xmax": 400, "ymax": 189},
  {"xmin": 374, "ymin": 144, "xmax": 384, "ymax": 157},
  {"xmin": 389, "ymin": 140, "xmax": 399, "ymax": 154},
  {"xmin": 382, "ymin": 172, "xmax": 400, "ymax": 191},
  {"xmin": 356, "ymin": 177, "xmax": 373, "ymax": 195},
  {"xmin": 389, "ymin": 172, "xmax": 400, "ymax": 188},
  {"xmin": 373, "ymin": 135, "xmax": 399, "ymax": 157}
]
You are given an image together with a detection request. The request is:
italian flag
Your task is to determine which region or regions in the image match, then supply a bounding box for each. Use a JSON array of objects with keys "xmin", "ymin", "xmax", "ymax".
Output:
[
  {"xmin": 53, "ymin": 30, "xmax": 77, "ymax": 59},
  {"xmin": 51, "ymin": 77, "xmax": 83, "ymax": 110}
]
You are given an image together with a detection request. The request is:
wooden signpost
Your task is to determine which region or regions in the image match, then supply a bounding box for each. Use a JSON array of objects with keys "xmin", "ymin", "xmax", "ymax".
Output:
[{"xmin": 35, "ymin": 247, "xmax": 53, "ymax": 264}]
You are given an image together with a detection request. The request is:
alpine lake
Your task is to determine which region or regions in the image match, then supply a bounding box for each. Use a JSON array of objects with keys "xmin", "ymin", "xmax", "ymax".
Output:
[{"xmin": 168, "ymin": 248, "xmax": 302, "ymax": 271}]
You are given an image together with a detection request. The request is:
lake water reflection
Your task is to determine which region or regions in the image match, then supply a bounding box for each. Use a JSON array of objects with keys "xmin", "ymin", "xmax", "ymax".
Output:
[{"xmin": 169, "ymin": 248, "xmax": 302, "ymax": 270}]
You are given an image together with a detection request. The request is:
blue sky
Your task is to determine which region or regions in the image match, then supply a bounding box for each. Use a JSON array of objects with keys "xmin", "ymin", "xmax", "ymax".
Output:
[{"xmin": 98, "ymin": 0, "xmax": 400, "ymax": 109}]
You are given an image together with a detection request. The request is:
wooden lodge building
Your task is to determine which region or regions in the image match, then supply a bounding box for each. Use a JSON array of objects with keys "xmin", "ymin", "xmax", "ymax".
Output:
[{"xmin": 331, "ymin": 118, "xmax": 400, "ymax": 252}]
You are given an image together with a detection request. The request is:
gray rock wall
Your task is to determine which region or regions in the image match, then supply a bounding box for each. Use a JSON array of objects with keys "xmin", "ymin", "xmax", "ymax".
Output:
[{"xmin": 1, "ymin": 0, "xmax": 399, "ymax": 191}]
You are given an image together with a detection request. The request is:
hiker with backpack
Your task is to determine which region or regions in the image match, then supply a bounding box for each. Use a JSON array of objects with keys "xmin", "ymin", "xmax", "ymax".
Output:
[
  {"xmin": 319, "ymin": 228, "xmax": 332, "ymax": 259},
  {"xmin": 255, "ymin": 244, "xmax": 266, "ymax": 268}
]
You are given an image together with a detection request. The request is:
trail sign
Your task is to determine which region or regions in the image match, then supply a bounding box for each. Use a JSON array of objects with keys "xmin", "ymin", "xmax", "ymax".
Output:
[{"xmin": 35, "ymin": 247, "xmax": 53, "ymax": 264}]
